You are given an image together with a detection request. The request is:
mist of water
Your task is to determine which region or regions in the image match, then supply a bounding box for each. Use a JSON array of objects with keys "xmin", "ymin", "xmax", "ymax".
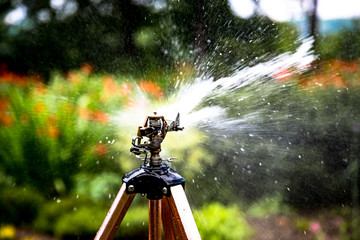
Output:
[{"xmin": 112, "ymin": 37, "xmax": 315, "ymax": 136}]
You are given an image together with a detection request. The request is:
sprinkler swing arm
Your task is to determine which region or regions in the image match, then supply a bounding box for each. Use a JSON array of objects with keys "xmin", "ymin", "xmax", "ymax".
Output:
[
  {"xmin": 130, "ymin": 112, "xmax": 183, "ymax": 166},
  {"xmin": 95, "ymin": 113, "xmax": 201, "ymax": 240}
]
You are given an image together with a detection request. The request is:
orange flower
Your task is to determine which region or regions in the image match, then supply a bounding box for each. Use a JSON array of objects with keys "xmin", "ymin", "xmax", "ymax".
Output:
[
  {"xmin": 46, "ymin": 115, "xmax": 60, "ymax": 138},
  {"xmin": 78, "ymin": 107, "xmax": 90, "ymax": 120},
  {"xmin": 90, "ymin": 110, "xmax": 109, "ymax": 124},
  {"xmin": 0, "ymin": 64, "xmax": 29, "ymax": 86},
  {"xmin": 0, "ymin": 97, "xmax": 13, "ymax": 127},
  {"xmin": 80, "ymin": 63, "xmax": 93, "ymax": 75},
  {"xmin": 102, "ymin": 75, "xmax": 118, "ymax": 96},
  {"xmin": 36, "ymin": 116, "xmax": 61, "ymax": 138},
  {"xmin": 0, "ymin": 97, "xmax": 9, "ymax": 112},
  {"xmin": 138, "ymin": 80, "xmax": 163, "ymax": 99},
  {"xmin": 0, "ymin": 113, "xmax": 13, "ymax": 127},
  {"xmin": 94, "ymin": 143, "xmax": 108, "ymax": 156},
  {"xmin": 32, "ymin": 82, "xmax": 47, "ymax": 95},
  {"xmin": 34, "ymin": 101, "xmax": 47, "ymax": 114},
  {"xmin": 47, "ymin": 115, "xmax": 58, "ymax": 126},
  {"xmin": 67, "ymin": 71, "xmax": 82, "ymax": 85},
  {"xmin": 47, "ymin": 125, "xmax": 60, "ymax": 138}
]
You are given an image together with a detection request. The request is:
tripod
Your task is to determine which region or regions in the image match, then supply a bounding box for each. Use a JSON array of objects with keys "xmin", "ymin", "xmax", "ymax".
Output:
[
  {"xmin": 94, "ymin": 163, "xmax": 201, "ymax": 240},
  {"xmin": 95, "ymin": 113, "xmax": 201, "ymax": 239}
]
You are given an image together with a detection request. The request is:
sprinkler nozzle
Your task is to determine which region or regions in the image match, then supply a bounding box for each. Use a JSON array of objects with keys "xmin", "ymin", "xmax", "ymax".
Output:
[{"xmin": 130, "ymin": 113, "xmax": 183, "ymax": 166}]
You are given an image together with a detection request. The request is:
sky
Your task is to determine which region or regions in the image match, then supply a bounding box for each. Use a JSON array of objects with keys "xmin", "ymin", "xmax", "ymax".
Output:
[{"xmin": 229, "ymin": 0, "xmax": 360, "ymax": 21}]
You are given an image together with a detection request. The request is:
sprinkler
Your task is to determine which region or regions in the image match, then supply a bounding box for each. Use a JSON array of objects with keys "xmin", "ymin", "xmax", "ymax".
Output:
[
  {"xmin": 130, "ymin": 112, "xmax": 183, "ymax": 166},
  {"xmin": 95, "ymin": 113, "xmax": 201, "ymax": 240}
]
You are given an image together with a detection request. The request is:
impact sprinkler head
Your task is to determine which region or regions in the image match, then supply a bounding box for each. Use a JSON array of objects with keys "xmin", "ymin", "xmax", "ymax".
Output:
[{"xmin": 130, "ymin": 113, "xmax": 183, "ymax": 167}]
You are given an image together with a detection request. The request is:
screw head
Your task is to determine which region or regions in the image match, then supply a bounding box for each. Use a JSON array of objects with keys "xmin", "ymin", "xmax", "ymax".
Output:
[
  {"xmin": 128, "ymin": 185, "xmax": 135, "ymax": 192},
  {"xmin": 162, "ymin": 187, "xmax": 168, "ymax": 195}
]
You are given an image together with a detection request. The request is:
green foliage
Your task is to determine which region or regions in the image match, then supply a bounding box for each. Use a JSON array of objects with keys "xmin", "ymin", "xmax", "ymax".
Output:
[
  {"xmin": 34, "ymin": 194, "xmax": 148, "ymax": 239},
  {"xmin": 194, "ymin": 202, "xmax": 253, "ymax": 240},
  {"xmin": 0, "ymin": 184, "xmax": 44, "ymax": 225},
  {"xmin": 33, "ymin": 194, "xmax": 106, "ymax": 238},
  {"xmin": 0, "ymin": 73, "xmax": 125, "ymax": 196},
  {"xmin": 74, "ymin": 172, "xmax": 123, "ymax": 202},
  {"xmin": 54, "ymin": 207, "xmax": 105, "ymax": 238},
  {"xmin": 247, "ymin": 195, "xmax": 291, "ymax": 217},
  {"xmin": 318, "ymin": 20, "xmax": 360, "ymax": 60},
  {"xmin": 116, "ymin": 205, "xmax": 148, "ymax": 239}
]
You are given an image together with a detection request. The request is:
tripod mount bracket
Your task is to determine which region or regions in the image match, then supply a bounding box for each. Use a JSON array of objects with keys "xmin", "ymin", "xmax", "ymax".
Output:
[{"xmin": 122, "ymin": 163, "xmax": 185, "ymax": 200}]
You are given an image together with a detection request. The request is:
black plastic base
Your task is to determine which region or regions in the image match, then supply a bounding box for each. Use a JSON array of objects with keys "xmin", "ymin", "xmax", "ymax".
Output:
[{"xmin": 122, "ymin": 164, "xmax": 185, "ymax": 200}]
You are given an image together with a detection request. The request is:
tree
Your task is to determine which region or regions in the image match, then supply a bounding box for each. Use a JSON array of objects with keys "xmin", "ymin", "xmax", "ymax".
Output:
[{"xmin": 0, "ymin": 0, "xmax": 299, "ymax": 79}]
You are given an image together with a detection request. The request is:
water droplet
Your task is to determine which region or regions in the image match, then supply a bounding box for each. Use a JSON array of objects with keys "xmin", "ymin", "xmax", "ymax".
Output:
[
  {"xmin": 214, "ymin": 177, "xmax": 218, "ymax": 181},
  {"xmin": 57, "ymin": 199, "xmax": 61, "ymax": 203},
  {"xmin": 287, "ymin": 187, "xmax": 291, "ymax": 191},
  {"xmin": 298, "ymin": 155, "xmax": 302, "ymax": 159},
  {"xmin": 240, "ymin": 147, "xmax": 245, "ymax": 152}
]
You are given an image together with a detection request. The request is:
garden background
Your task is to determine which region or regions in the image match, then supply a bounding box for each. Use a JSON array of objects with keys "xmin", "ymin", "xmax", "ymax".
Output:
[{"xmin": 1, "ymin": 0, "xmax": 360, "ymax": 239}]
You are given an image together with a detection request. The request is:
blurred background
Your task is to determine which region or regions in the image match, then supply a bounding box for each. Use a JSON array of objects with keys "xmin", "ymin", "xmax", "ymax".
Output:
[{"xmin": 0, "ymin": 0, "xmax": 360, "ymax": 239}]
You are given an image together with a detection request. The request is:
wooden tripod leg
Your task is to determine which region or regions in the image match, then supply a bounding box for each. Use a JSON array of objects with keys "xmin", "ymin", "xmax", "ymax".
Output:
[
  {"xmin": 161, "ymin": 197, "xmax": 178, "ymax": 240},
  {"xmin": 163, "ymin": 185, "xmax": 202, "ymax": 240},
  {"xmin": 95, "ymin": 183, "xmax": 135, "ymax": 240},
  {"xmin": 149, "ymin": 200, "xmax": 162, "ymax": 240}
]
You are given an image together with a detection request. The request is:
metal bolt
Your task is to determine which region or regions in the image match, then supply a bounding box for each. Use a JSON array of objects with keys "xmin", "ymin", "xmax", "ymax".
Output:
[
  {"xmin": 128, "ymin": 185, "xmax": 135, "ymax": 192},
  {"xmin": 162, "ymin": 187, "xmax": 168, "ymax": 195}
]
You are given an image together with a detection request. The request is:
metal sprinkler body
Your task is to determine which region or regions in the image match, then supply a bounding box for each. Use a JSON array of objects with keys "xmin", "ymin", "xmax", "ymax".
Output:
[
  {"xmin": 130, "ymin": 112, "xmax": 183, "ymax": 167},
  {"xmin": 125, "ymin": 113, "xmax": 185, "ymax": 200}
]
